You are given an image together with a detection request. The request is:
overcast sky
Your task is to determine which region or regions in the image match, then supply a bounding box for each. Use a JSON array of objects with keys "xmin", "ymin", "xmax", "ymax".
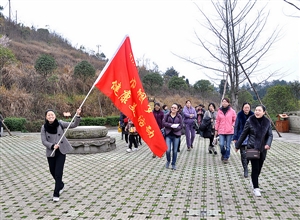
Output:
[{"xmin": 1, "ymin": 0, "xmax": 299, "ymax": 85}]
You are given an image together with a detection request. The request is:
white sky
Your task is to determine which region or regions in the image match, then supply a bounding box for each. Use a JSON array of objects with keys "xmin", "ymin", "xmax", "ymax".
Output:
[{"xmin": 1, "ymin": 0, "xmax": 299, "ymax": 85}]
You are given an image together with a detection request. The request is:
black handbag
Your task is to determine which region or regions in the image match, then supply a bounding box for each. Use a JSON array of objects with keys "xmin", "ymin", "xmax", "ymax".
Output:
[{"xmin": 246, "ymin": 148, "xmax": 260, "ymax": 159}]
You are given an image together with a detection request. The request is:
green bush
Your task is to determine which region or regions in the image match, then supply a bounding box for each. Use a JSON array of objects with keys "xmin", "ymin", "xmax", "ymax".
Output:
[
  {"xmin": 79, "ymin": 117, "xmax": 106, "ymax": 126},
  {"xmin": 3, "ymin": 116, "xmax": 119, "ymax": 132},
  {"xmin": 25, "ymin": 120, "xmax": 44, "ymax": 132},
  {"xmin": 3, "ymin": 117, "xmax": 27, "ymax": 131},
  {"xmin": 106, "ymin": 116, "xmax": 120, "ymax": 126}
]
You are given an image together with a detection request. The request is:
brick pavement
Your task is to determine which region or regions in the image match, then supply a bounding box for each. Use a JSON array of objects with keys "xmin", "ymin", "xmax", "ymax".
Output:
[{"xmin": 0, "ymin": 130, "xmax": 299, "ymax": 220}]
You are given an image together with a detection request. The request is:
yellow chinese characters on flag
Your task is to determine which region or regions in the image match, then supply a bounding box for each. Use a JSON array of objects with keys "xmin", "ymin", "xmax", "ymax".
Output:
[{"xmin": 94, "ymin": 36, "xmax": 167, "ymax": 157}]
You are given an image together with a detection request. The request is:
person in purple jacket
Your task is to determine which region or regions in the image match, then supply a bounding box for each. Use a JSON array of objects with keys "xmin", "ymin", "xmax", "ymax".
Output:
[
  {"xmin": 183, "ymin": 100, "xmax": 197, "ymax": 151},
  {"xmin": 152, "ymin": 103, "xmax": 164, "ymax": 158},
  {"xmin": 163, "ymin": 103, "xmax": 183, "ymax": 170}
]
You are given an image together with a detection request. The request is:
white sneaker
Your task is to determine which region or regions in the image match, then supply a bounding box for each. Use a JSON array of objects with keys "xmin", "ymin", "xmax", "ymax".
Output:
[
  {"xmin": 132, "ymin": 148, "xmax": 138, "ymax": 152},
  {"xmin": 59, "ymin": 188, "xmax": 64, "ymax": 195},
  {"xmin": 253, "ymin": 188, "xmax": 261, "ymax": 197},
  {"xmin": 126, "ymin": 148, "xmax": 132, "ymax": 153},
  {"xmin": 53, "ymin": 197, "xmax": 60, "ymax": 202}
]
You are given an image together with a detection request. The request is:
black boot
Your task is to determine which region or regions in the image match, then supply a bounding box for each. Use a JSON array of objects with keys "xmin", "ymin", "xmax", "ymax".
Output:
[
  {"xmin": 241, "ymin": 147, "xmax": 248, "ymax": 178},
  {"xmin": 208, "ymin": 145, "xmax": 213, "ymax": 154}
]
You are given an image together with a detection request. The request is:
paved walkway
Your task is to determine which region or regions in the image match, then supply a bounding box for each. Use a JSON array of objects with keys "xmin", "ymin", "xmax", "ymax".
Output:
[{"xmin": 0, "ymin": 130, "xmax": 299, "ymax": 220}]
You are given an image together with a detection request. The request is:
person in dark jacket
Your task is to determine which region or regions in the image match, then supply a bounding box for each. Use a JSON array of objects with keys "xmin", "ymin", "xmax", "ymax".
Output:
[
  {"xmin": 233, "ymin": 102, "xmax": 254, "ymax": 178},
  {"xmin": 162, "ymin": 103, "xmax": 183, "ymax": 170},
  {"xmin": 120, "ymin": 112, "xmax": 129, "ymax": 147},
  {"xmin": 41, "ymin": 108, "xmax": 81, "ymax": 202},
  {"xmin": 196, "ymin": 104, "xmax": 205, "ymax": 136},
  {"xmin": 235, "ymin": 105, "xmax": 273, "ymax": 197},
  {"xmin": 201, "ymin": 103, "xmax": 217, "ymax": 155},
  {"xmin": 152, "ymin": 103, "xmax": 164, "ymax": 158}
]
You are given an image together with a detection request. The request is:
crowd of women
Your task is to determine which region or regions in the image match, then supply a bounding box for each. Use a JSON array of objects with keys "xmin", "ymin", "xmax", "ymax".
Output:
[
  {"xmin": 119, "ymin": 98, "xmax": 272, "ymax": 197},
  {"xmin": 40, "ymin": 98, "xmax": 272, "ymax": 202}
]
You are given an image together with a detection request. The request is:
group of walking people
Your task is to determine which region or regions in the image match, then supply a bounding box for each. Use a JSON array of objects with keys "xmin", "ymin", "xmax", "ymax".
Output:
[
  {"xmin": 41, "ymin": 98, "xmax": 272, "ymax": 202},
  {"xmin": 150, "ymin": 98, "xmax": 273, "ymax": 197}
]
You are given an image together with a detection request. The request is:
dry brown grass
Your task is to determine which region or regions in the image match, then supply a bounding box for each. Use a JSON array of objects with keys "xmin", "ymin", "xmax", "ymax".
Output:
[{"xmin": 0, "ymin": 25, "xmax": 217, "ymax": 121}]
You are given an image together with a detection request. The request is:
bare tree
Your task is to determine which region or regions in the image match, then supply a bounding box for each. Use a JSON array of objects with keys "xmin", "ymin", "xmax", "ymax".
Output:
[
  {"xmin": 283, "ymin": 0, "xmax": 300, "ymax": 11},
  {"xmin": 176, "ymin": 0, "xmax": 280, "ymax": 110}
]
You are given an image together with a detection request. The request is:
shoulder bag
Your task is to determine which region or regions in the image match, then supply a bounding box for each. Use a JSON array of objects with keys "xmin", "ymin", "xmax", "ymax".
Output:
[{"xmin": 246, "ymin": 148, "xmax": 260, "ymax": 159}]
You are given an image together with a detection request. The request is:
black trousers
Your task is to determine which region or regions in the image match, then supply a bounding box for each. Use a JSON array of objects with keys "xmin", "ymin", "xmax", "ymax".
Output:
[
  {"xmin": 128, "ymin": 135, "xmax": 138, "ymax": 149},
  {"xmin": 47, "ymin": 149, "xmax": 66, "ymax": 197},
  {"xmin": 250, "ymin": 156, "xmax": 265, "ymax": 189}
]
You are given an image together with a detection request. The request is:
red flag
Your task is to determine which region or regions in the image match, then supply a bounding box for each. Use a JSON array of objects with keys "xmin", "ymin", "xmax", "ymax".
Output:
[{"xmin": 94, "ymin": 36, "xmax": 167, "ymax": 157}]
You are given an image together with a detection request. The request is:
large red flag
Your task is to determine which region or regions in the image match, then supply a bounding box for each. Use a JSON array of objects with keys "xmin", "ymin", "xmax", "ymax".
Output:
[{"xmin": 94, "ymin": 36, "xmax": 167, "ymax": 157}]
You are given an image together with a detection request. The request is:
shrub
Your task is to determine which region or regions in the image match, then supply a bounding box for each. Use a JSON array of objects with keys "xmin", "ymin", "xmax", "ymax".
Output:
[
  {"xmin": 25, "ymin": 120, "xmax": 44, "ymax": 132},
  {"xmin": 79, "ymin": 117, "xmax": 106, "ymax": 126},
  {"xmin": 34, "ymin": 54, "xmax": 57, "ymax": 77},
  {"xmin": 106, "ymin": 116, "xmax": 120, "ymax": 126},
  {"xmin": 3, "ymin": 117, "xmax": 27, "ymax": 131}
]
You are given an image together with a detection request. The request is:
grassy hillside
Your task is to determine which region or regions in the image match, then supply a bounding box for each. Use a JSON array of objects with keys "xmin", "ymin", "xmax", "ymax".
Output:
[{"xmin": 0, "ymin": 18, "xmax": 214, "ymax": 122}]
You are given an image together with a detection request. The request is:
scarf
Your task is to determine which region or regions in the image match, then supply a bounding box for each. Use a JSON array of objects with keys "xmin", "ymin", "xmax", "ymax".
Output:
[
  {"xmin": 44, "ymin": 119, "xmax": 59, "ymax": 134},
  {"xmin": 221, "ymin": 106, "xmax": 230, "ymax": 115}
]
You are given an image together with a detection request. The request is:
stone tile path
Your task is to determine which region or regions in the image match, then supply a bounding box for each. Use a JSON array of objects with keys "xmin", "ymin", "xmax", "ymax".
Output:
[{"xmin": 0, "ymin": 130, "xmax": 299, "ymax": 219}]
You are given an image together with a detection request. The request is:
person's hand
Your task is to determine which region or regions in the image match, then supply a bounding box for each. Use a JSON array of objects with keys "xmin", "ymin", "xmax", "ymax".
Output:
[
  {"xmin": 171, "ymin": 124, "xmax": 179, "ymax": 128},
  {"xmin": 233, "ymin": 140, "xmax": 237, "ymax": 143},
  {"xmin": 190, "ymin": 114, "xmax": 194, "ymax": 118},
  {"xmin": 76, "ymin": 108, "xmax": 81, "ymax": 116},
  {"xmin": 265, "ymin": 145, "xmax": 270, "ymax": 150},
  {"xmin": 212, "ymin": 137, "xmax": 218, "ymax": 145},
  {"xmin": 54, "ymin": 144, "xmax": 59, "ymax": 149}
]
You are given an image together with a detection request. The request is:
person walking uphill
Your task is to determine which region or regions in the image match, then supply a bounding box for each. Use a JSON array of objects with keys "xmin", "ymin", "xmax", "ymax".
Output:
[
  {"xmin": 183, "ymin": 100, "xmax": 197, "ymax": 151},
  {"xmin": 214, "ymin": 98, "xmax": 236, "ymax": 163},
  {"xmin": 233, "ymin": 102, "xmax": 254, "ymax": 178},
  {"xmin": 163, "ymin": 103, "xmax": 183, "ymax": 170},
  {"xmin": 235, "ymin": 105, "xmax": 273, "ymax": 197},
  {"xmin": 41, "ymin": 108, "xmax": 81, "ymax": 202}
]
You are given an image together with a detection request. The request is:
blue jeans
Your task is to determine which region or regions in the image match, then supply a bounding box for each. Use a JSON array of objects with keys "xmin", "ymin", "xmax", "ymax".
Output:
[
  {"xmin": 218, "ymin": 134, "xmax": 233, "ymax": 159},
  {"xmin": 166, "ymin": 134, "xmax": 180, "ymax": 166}
]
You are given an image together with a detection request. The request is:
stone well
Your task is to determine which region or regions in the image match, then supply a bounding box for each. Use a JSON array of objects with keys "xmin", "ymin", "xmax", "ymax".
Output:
[{"xmin": 65, "ymin": 126, "xmax": 116, "ymax": 154}]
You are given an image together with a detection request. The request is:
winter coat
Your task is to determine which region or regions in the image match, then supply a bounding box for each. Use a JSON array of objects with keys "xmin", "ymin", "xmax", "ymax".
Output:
[
  {"xmin": 203, "ymin": 110, "xmax": 217, "ymax": 129},
  {"xmin": 41, "ymin": 117, "xmax": 81, "ymax": 157},
  {"xmin": 200, "ymin": 110, "xmax": 217, "ymax": 138},
  {"xmin": 196, "ymin": 108, "xmax": 206, "ymax": 124},
  {"xmin": 182, "ymin": 106, "xmax": 197, "ymax": 125},
  {"xmin": 235, "ymin": 115, "xmax": 273, "ymax": 160},
  {"xmin": 233, "ymin": 110, "xmax": 254, "ymax": 144},
  {"xmin": 163, "ymin": 113, "xmax": 183, "ymax": 137},
  {"xmin": 215, "ymin": 107, "xmax": 236, "ymax": 135},
  {"xmin": 153, "ymin": 109, "xmax": 164, "ymax": 129},
  {"xmin": 199, "ymin": 116, "xmax": 213, "ymax": 138},
  {"xmin": 125, "ymin": 121, "xmax": 138, "ymax": 136}
]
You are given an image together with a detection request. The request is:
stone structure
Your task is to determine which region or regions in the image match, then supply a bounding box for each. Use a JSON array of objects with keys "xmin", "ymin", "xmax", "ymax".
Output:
[
  {"xmin": 285, "ymin": 111, "xmax": 300, "ymax": 133},
  {"xmin": 65, "ymin": 126, "xmax": 116, "ymax": 154}
]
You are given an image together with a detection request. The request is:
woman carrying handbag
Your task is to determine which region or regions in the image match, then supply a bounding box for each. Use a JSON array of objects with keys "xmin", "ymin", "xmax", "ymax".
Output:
[{"xmin": 235, "ymin": 105, "xmax": 273, "ymax": 197}]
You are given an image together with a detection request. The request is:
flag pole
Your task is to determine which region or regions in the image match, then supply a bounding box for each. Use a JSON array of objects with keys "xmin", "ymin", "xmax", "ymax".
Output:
[{"xmin": 50, "ymin": 35, "xmax": 129, "ymax": 157}]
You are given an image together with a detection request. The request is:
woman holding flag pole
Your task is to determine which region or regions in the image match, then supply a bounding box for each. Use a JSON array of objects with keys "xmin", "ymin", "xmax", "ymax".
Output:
[{"xmin": 41, "ymin": 108, "xmax": 81, "ymax": 202}]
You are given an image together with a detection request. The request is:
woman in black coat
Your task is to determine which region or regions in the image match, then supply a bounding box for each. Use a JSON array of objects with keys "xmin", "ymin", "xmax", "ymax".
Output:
[
  {"xmin": 235, "ymin": 105, "xmax": 273, "ymax": 197},
  {"xmin": 200, "ymin": 103, "xmax": 217, "ymax": 155},
  {"xmin": 233, "ymin": 102, "xmax": 254, "ymax": 178}
]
